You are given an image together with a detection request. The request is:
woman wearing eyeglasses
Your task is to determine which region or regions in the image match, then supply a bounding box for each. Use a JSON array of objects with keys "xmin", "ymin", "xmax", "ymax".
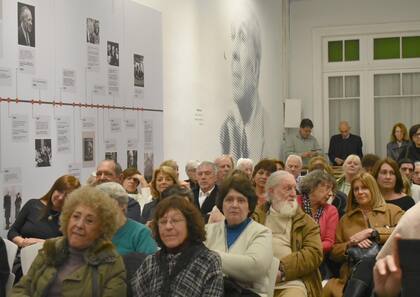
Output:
[{"xmin": 131, "ymin": 196, "xmax": 223, "ymax": 297}]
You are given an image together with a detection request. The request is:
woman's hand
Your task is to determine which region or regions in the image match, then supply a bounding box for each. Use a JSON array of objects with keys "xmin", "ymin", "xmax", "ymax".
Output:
[
  {"xmin": 357, "ymin": 238, "xmax": 373, "ymax": 249},
  {"xmin": 373, "ymin": 234, "xmax": 402, "ymax": 297},
  {"xmin": 349, "ymin": 228, "xmax": 374, "ymax": 244},
  {"xmin": 208, "ymin": 206, "xmax": 225, "ymax": 224},
  {"xmin": 21, "ymin": 238, "xmax": 44, "ymax": 248}
]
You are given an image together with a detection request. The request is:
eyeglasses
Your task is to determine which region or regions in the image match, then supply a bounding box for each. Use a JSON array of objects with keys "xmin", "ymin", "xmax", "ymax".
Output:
[{"xmin": 158, "ymin": 218, "xmax": 185, "ymax": 227}]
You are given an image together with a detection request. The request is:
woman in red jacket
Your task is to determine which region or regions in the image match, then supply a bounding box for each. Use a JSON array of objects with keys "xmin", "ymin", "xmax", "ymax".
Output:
[{"xmin": 298, "ymin": 169, "xmax": 339, "ymax": 279}]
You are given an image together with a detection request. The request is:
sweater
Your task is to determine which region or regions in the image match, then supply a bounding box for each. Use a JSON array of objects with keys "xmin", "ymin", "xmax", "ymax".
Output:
[{"xmin": 112, "ymin": 218, "xmax": 157, "ymax": 255}]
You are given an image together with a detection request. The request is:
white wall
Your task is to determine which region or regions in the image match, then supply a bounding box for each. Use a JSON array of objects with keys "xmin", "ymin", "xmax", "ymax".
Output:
[{"xmin": 289, "ymin": 0, "xmax": 420, "ymax": 148}]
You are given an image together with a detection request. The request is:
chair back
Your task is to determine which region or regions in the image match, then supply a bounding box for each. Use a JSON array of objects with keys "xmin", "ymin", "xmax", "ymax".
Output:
[
  {"xmin": 267, "ymin": 257, "xmax": 280, "ymax": 297},
  {"xmin": 21, "ymin": 242, "xmax": 44, "ymax": 275},
  {"xmin": 3, "ymin": 239, "xmax": 17, "ymax": 273},
  {"xmin": 3, "ymin": 238, "xmax": 18, "ymax": 297}
]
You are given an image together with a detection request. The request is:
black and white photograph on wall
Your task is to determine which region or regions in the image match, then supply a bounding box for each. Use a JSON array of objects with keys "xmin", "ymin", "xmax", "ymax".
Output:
[
  {"xmin": 134, "ymin": 54, "xmax": 144, "ymax": 87},
  {"xmin": 17, "ymin": 2, "xmax": 35, "ymax": 47},
  {"xmin": 35, "ymin": 139, "xmax": 52, "ymax": 167},
  {"xmin": 144, "ymin": 152, "xmax": 153, "ymax": 182},
  {"xmin": 3, "ymin": 190, "xmax": 12, "ymax": 230},
  {"xmin": 83, "ymin": 138, "xmax": 94, "ymax": 161},
  {"xmin": 2, "ymin": 186, "xmax": 22, "ymax": 233},
  {"xmin": 107, "ymin": 41, "xmax": 119, "ymax": 66},
  {"xmin": 105, "ymin": 152, "xmax": 117, "ymax": 162},
  {"xmin": 86, "ymin": 18, "xmax": 99, "ymax": 44},
  {"xmin": 82, "ymin": 131, "xmax": 96, "ymax": 168},
  {"xmin": 127, "ymin": 150, "xmax": 137, "ymax": 169}
]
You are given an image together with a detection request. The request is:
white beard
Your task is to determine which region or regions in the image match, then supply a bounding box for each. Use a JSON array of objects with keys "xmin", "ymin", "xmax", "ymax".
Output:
[{"xmin": 271, "ymin": 199, "xmax": 298, "ymax": 218}]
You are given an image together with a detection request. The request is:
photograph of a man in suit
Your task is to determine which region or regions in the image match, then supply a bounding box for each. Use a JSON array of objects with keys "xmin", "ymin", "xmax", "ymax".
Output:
[
  {"xmin": 219, "ymin": 5, "xmax": 274, "ymax": 161},
  {"xmin": 193, "ymin": 161, "xmax": 219, "ymax": 223},
  {"xmin": 17, "ymin": 3, "xmax": 35, "ymax": 47}
]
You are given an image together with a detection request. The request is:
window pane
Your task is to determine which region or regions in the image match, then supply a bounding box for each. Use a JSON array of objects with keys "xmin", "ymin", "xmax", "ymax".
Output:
[
  {"xmin": 374, "ymin": 96, "xmax": 420, "ymax": 158},
  {"xmin": 345, "ymin": 40, "xmax": 359, "ymax": 61},
  {"xmin": 374, "ymin": 73, "xmax": 400, "ymax": 96},
  {"xmin": 402, "ymin": 36, "xmax": 420, "ymax": 58},
  {"xmin": 402, "ymin": 72, "xmax": 420, "ymax": 95},
  {"xmin": 374, "ymin": 37, "xmax": 400, "ymax": 59},
  {"xmin": 328, "ymin": 41, "xmax": 343, "ymax": 62},
  {"xmin": 345, "ymin": 76, "xmax": 360, "ymax": 97},
  {"xmin": 329, "ymin": 99, "xmax": 360, "ymax": 138},
  {"xmin": 328, "ymin": 76, "xmax": 343, "ymax": 98}
]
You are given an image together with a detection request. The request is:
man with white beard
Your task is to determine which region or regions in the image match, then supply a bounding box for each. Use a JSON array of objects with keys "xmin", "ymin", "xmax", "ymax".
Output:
[{"xmin": 254, "ymin": 171, "xmax": 323, "ymax": 297}]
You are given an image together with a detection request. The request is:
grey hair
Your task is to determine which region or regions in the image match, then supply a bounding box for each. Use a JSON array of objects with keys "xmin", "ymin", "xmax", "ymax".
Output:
[
  {"xmin": 300, "ymin": 169, "xmax": 336, "ymax": 195},
  {"xmin": 286, "ymin": 154, "xmax": 303, "ymax": 166},
  {"xmin": 185, "ymin": 160, "xmax": 200, "ymax": 172},
  {"xmin": 197, "ymin": 161, "xmax": 218, "ymax": 174},
  {"xmin": 415, "ymin": 162, "xmax": 420, "ymax": 167},
  {"xmin": 96, "ymin": 182, "xmax": 128, "ymax": 206},
  {"xmin": 236, "ymin": 158, "xmax": 254, "ymax": 168},
  {"xmin": 265, "ymin": 171, "xmax": 293, "ymax": 202},
  {"xmin": 214, "ymin": 155, "xmax": 234, "ymax": 168}
]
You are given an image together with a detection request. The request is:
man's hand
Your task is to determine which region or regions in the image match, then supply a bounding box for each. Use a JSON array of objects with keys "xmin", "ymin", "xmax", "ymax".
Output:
[
  {"xmin": 373, "ymin": 234, "xmax": 402, "ymax": 297},
  {"xmin": 334, "ymin": 157, "xmax": 344, "ymax": 165}
]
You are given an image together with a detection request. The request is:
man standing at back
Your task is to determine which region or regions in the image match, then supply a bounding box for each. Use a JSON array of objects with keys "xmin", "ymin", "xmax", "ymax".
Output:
[
  {"xmin": 328, "ymin": 121, "xmax": 363, "ymax": 165},
  {"xmin": 285, "ymin": 118, "xmax": 321, "ymax": 166},
  {"xmin": 95, "ymin": 159, "xmax": 141, "ymax": 222},
  {"xmin": 193, "ymin": 161, "xmax": 219, "ymax": 222}
]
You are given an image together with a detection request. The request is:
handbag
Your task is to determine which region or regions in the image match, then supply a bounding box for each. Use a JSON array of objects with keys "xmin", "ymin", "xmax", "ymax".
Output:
[
  {"xmin": 223, "ymin": 277, "xmax": 259, "ymax": 297},
  {"xmin": 347, "ymin": 238, "xmax": 381, "ymax": 267}
]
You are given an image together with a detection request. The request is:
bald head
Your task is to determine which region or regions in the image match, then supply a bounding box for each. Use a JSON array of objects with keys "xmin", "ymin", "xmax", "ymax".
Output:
[{"xmin": 339, "ymin": 121, "xmax": 351, "ymax": 138}]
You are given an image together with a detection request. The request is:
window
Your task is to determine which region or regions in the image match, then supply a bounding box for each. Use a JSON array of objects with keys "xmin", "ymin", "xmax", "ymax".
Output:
[
  {"xmin": 328, "ymin": 75, "xmax": 360, "ymax": 137},
  {"xmin": 328, "ymin": 39, "xmax": 359, "ymax": 62},
  {"xmin": 374, "ymin": 72, "xmax": 420, "ymax": 158},
  {"xmin": 374, "ymin": 36, "xmax": 420, "ymax": 59}
]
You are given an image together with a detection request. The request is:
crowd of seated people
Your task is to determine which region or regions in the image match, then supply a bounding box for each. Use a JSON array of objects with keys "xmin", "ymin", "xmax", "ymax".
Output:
[{"xmin": 4, "ymin": 121, "xmax": 420, "ymax": 297}]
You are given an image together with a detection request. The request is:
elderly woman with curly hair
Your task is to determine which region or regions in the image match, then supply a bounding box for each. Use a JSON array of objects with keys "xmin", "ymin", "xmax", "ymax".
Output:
[
  {"xmin": 11, "ymin": 186, "xmax": 126, "ymax": 297},
  {"xmin": 131, "ymin": 196, "xmax": 223, "ymax": 297},
  {"xmin": 140, "ymin": 166, "xmax": 180, "ymax": 224},
  {"xmin": 299, "ymin": 170, "xmax": 338, "ymax": 255}
]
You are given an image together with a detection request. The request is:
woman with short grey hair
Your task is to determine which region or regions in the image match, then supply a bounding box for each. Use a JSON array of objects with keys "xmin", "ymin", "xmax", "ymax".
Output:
[
  {"xmin": 97, "ymin": 182, "xmax": 157, "ymax": 256},
  {"xmin": 299, "ymin": 170, "xmax": 338, "ymax": 255}
]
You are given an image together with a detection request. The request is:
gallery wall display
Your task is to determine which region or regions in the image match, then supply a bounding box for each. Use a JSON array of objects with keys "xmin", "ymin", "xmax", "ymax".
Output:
[{"xmin": 0, "ymin": 0, "xmax": 163, "ymax": 236}]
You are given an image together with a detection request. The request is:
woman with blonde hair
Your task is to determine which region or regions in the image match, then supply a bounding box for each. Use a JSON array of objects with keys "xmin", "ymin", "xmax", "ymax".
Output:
[
  {"xmin": 140, "ymin": 166, "xmax": 180, "ymax": 224},
  {"xmin": 336, "ymin": 154, "xmax": 362, "ymax": 196},
  {"xmin": 322, "ymin": 172, "xmax": 404, "ymax": 297},
  {"xmin": 387, "ymin": 122, "xmax": 410, "ymax": 161}
]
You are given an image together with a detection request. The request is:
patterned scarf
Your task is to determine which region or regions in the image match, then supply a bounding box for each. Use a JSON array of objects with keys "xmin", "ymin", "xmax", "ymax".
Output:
[{"xmin": 302, "ymin": 194, "xmax": 324, "ymax": 223}]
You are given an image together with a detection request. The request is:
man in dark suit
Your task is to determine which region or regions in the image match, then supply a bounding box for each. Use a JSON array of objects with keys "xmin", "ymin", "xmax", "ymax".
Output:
[
  {"xmin": 328, "ymin": 121, "xmax": 363, "ymax": 165},
  {"xmin": 18, "ymin": 5, "xmax": 35, "ymax": 47},
  {"xmin": 193, "ymin": 161, "xmax": 219, "ymax": 222}
]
